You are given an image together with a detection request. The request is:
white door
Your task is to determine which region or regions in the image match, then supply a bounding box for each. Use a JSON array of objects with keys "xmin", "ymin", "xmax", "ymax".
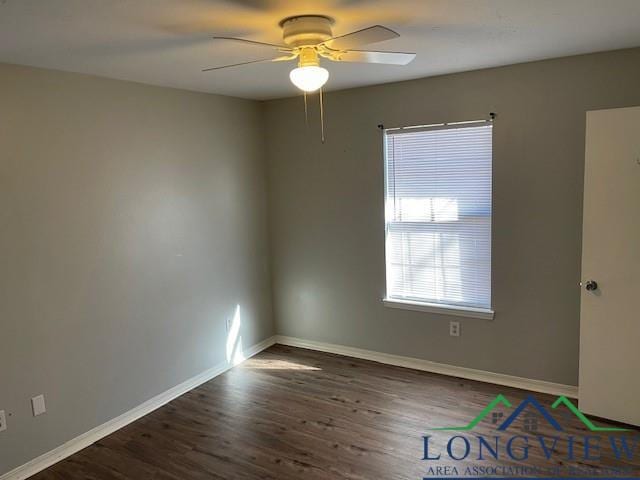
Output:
[{"xmin": 579, "ymin": 106, "xmax": 640, "ymax": 426}]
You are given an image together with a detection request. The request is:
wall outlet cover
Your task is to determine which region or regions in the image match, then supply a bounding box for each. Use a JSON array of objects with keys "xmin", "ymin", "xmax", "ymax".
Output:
[
  {"xmin": 0, "ymin": 410, "xmax": 7, "ymax": 432},
  {"xmin": 449, "ymin": 321, "xmax": 461, "ymax": 337},
  {"xmin": 32, "ymin": 394, "xmax": 46, "ymax": 416}
]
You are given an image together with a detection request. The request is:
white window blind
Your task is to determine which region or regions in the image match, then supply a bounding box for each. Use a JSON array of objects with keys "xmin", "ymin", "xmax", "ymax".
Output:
[{"xmin": 384, "ymin": 122, "xmax": 492, "ymax": 310}]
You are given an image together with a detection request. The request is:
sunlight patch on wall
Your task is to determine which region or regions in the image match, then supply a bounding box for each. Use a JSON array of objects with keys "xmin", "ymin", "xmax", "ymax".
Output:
[{"xmin": 226, "ymin": 305, "xmax": 245, "ymax": 366}]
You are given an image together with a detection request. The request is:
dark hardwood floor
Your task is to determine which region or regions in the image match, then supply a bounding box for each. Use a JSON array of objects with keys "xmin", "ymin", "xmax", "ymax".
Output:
[{"xmin": 32, "ymin": 345, "xmax": 640, "ymax": 479}]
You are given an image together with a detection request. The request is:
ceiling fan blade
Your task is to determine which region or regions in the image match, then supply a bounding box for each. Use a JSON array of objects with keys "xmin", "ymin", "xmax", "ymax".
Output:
[
  {"xmin": 202, "ymin": 55, "xmax": 293, "ymax": 72},
  {"xmin": 322, "ymin": 25, "xmax": 399, "ymax": 51},
  {"xmin": 212, "ymin": 36, "xmax": 291, "ymax": 50},
  {"xmin": 332, "ymin": 50, "xmax": 416, "ymax": 65}
]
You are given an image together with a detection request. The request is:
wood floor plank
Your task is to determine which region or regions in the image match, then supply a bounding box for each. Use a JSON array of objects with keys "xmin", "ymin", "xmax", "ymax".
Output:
[{"xmin": 30, "ymin": 345, "xmax": 640, "ymax": 479}]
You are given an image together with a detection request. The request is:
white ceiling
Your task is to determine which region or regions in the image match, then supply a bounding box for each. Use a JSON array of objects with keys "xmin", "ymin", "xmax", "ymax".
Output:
[{"xmin": 1, "ymin": 0, "xmax": 640, "ymax": 100}]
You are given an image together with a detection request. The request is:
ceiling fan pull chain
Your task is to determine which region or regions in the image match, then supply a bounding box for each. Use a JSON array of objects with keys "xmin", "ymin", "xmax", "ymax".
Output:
[
  {"xmin": 303, "ymin": 91, "xmax": 309, "ymax": 127},
  {"xmin": 319, "ymin": 87, "xmax": 325, "ymax": 143}
]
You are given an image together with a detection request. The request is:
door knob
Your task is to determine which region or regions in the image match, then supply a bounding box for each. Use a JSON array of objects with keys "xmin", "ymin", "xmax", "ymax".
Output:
[{"xmin": 582, "ymin": 280, "xmax": 598, "ymax": 291}]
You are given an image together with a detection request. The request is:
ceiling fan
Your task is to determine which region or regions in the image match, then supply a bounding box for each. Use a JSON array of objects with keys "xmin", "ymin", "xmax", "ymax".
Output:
[{"xmin": 203, "ymin": 15, "xmax": 416, "ymax": 140}]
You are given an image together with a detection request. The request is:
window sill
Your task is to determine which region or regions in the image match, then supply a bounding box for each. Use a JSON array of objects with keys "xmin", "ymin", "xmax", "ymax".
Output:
[{"xmin": 382, "ymin": 298, "xmax": 495, "ymax": 320}]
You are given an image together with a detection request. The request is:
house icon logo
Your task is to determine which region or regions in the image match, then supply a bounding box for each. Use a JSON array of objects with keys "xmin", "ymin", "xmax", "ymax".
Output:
[{"xmin": 431, "ymin": 394, "xmax": 629, "ymax": 433}]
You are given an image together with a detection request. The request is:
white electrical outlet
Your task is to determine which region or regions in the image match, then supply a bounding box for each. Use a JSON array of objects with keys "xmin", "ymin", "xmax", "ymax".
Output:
[
  {"xmin": 0, "ymin": 410, "xmax": 7, "ymax": 432},
  {"xmin": 31, "ymin": 395, "xmax": 46, "ymax": 417},
  {"xmin": 449, "ymin": 321, "xmax": 461, "ymax": 337}
]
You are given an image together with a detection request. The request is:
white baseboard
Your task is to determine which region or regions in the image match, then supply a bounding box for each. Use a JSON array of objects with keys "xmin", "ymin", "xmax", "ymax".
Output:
[
  {"xmin": 1, "ymin": 335, "xmax": 277, "ymax": 480},
  {"xmin": 275, "ymin": 335, "xmax": 578, "ymax": 398}
]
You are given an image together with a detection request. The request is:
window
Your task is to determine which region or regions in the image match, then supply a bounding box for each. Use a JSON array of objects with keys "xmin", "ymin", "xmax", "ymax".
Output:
[{"xmin": 383, "ymin": 120, "xmax": 493, "ymax": 317}]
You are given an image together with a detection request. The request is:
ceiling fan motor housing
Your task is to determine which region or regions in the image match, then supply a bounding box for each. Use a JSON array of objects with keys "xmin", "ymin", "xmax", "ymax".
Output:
[{"xmin": 280, "ymin": 15, "xmax": 334, "ymax": 48}]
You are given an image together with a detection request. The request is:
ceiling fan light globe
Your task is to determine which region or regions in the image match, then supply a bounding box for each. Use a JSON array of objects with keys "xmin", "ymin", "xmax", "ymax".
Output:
[{"xmin": 289, "ymin": 66, "xmax": 329, "ymax": 92}]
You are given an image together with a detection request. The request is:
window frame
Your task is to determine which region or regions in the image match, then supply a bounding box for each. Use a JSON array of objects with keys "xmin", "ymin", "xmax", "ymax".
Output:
[{"xmin": 381, "ymin": 119, "xmax": 495, "ymax": 320}]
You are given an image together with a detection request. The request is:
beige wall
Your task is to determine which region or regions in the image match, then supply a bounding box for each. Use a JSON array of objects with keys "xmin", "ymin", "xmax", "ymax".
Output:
[
  {"xmin": 0, "ymin": 63, "xmax": 273, "ymax": 475},
  {"xmin": 264, "ymin": 48, "xmax": 640, "ymax": 387}
]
